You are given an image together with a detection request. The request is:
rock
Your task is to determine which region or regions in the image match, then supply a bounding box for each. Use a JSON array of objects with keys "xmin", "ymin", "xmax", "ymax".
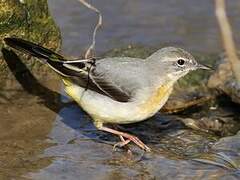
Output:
[
  {"xmin": 0, "ymin": 0, "xmax": 61, "ymax": 101},
  {"xmin": 0, "ymin": 0, "xmax": 61, "ymax": 79},
  {"xmin": 208, "ymin": 55, "xmax": 240, "ymax": 104},
  {"xmin": 212, "ymin": 130, "xmax": 240, "ymax": 152}
]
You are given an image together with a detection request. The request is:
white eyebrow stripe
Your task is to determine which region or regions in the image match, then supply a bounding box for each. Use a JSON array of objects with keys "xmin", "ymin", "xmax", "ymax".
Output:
[{"xmin": 162, "ymin": 57, "xmax": 188, "ymax": 62}]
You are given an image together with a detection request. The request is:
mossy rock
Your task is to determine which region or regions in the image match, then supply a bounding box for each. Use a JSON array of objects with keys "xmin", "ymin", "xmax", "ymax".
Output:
[
  {"xmin": 0, "ymin": 0, "xmax": 61, "ymax": 77},
  {"xmin": 0, "ymin": 0, "xmax": 61, "ymax": 94}
]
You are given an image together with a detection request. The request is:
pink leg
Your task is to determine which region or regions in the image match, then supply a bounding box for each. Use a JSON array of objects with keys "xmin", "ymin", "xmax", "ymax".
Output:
[
  {"xmin": 113, "ymin": 135, "xmax": 131, "ymax": 150},
  {"xmin": 99, "ymin": 126, "xmax": 151, "ymax": 152}
]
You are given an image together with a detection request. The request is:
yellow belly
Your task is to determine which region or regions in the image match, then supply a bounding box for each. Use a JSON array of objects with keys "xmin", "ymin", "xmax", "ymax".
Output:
[
  {"xmin": 138, "ymin": 83, "xmax": 173, "ymax": 117},
  {"xmin": 63, "ymin": 77, "xmax": 173, "ymax": 124}
]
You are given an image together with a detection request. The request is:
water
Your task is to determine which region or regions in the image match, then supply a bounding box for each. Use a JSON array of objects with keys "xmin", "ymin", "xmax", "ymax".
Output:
[
  {"xmin": 2, "ymin": 0, "xmax": 240, "ymax": 179},
  {"xmin": 48, "ymin": 0, "xmax": 240, "ymax": 56},
  {"xmin": 2, "ymin": 64, "xmax": 240, "ymax": 179}
]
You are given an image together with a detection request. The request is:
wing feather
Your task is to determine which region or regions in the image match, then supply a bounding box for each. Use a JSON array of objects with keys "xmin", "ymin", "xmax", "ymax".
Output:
[
  {"xmin": 61, "ymin": 59, "xmax": 131, "ymax": 102},
  {"xmin": 4, "ymin": 38, "xmax": 132, "ymax": 102}
]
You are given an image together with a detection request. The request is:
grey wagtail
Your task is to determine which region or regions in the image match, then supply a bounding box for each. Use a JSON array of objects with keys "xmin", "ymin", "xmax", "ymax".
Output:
[{"xmin": 4, "ymin": 37, "xmax": 209, "ymax": 152}]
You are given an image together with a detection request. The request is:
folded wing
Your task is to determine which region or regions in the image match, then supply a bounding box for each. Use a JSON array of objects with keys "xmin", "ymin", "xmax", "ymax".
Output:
[{"xmin": 4, "ymin": 37, "xmax": 132, "ymax": 102}]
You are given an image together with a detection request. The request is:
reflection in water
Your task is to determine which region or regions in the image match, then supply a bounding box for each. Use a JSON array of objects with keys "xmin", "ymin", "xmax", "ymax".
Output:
[{"xmin": 0, "ymin": 48, "xmax": 62, "ymax": 178}]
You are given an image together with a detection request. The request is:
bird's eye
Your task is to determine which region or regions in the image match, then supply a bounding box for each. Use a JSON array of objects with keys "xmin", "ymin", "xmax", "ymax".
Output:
[{"xmin": 177, "ymin": 59, "xmax": 185, "ymax": 66}]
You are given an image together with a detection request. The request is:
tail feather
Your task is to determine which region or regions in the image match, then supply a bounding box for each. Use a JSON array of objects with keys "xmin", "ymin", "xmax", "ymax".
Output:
[
  {"xmin": 4, "ymin": 37, "xmax": 64, "ymax": 61},
  {"xmin": 4, "ymin": 37, "xmax": 92, "ymax": 77}
]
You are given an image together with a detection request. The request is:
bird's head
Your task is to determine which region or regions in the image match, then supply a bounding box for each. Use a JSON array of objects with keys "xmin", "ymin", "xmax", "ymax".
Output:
[{"xmin": 147, "ymin": 47, "xmax": 210, "ymax": 83}]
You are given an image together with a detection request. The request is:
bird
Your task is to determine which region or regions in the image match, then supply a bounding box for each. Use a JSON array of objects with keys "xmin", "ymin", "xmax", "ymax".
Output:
[{"xmin": 4, "ymin": 37, "xmax": 209, "ymax": 152}]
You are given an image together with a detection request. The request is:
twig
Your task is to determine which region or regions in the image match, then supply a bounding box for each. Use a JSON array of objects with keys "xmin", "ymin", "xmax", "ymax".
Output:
[
  {"xmin": 77, "ymin": 0, "xmax": 103, "ymax": 59},
  {"xmin": 215, "ymin": 0, "xmax": 240, "ymax": 82}
]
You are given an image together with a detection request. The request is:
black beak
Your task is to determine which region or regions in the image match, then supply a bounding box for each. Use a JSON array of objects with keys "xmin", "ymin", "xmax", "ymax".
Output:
[{"xmin": 196, "ymin": 63, "xmax": 212, "ymax": 70}]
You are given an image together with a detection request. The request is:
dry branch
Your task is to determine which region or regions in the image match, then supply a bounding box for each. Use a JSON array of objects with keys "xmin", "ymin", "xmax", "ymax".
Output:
[
  {"xmin": 77, "ymin": 0, "xmax": 102, "ymax": 59},
  {"xmin": 215, "ymin": 0, "xmax": 240, "ymax": 82}
]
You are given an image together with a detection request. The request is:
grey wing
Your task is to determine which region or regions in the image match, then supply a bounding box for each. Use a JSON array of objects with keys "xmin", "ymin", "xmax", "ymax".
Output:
[
  {"xmin": 3, "ymin": 37, "xmax": 145, "ymax": 101},
  {"xmin": 64, "ymin": 57, "xmax": 148, "ymax": 102}
]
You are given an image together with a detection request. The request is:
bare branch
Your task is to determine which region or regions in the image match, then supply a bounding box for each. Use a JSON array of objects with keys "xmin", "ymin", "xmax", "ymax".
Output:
[
  {"xmin": 215, "ymin": 0, "xmax": 240, "ymax": 82},
  {"xmin": 77, "ymin": 0, "xmax": 102, "ymax": 59}
]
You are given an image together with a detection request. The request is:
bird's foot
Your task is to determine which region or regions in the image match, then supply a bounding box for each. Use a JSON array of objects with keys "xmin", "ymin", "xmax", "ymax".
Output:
[
  {"xmin": 113, "ymin": 135, "xmax": 131, "ymax": 151},
  {"xmin": 121, "ymin": 133, "xmax": 151, "ymax": 152},
  {"xmin": 99, "ymin": 126, "xmax": 151, "ymax": 152}
]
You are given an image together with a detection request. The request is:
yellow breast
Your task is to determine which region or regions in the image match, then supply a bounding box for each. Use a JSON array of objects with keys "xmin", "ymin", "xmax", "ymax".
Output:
[
  {"xmin": 139, "ymin": 83, "xmax": 173, "ymax": 117},
  {"xmin": 62, "ymin": 76, "xmax": 173, "ymax": 124}
]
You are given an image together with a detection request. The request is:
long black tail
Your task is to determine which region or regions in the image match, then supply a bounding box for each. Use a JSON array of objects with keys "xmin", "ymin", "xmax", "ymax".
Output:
[
  {"xmin": 4, "ymin": 37, "xmax": 90, "ymax": 77},
  {"xmin": 4, "ymin": 37, "xmax": 64, "ymax": 61}
]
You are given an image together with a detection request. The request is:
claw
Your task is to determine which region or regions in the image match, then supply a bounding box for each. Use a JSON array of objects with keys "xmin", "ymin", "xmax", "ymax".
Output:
[
  {"xmin": 113, "ymin": 139, "xmax": 130, "ymax": 151},
  {"xmin": 99, "ymin": 126, "xmax": 151, "ymax": 152}
]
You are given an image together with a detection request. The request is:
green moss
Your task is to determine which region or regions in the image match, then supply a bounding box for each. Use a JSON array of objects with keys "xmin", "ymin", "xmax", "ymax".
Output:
[
  {"xmin": 0, "ymin": 0, "xmax": 61, "ymax": 77},
  {"xmin": 0, "ymin": 0, "xmax": 61, "ymax": 94}
]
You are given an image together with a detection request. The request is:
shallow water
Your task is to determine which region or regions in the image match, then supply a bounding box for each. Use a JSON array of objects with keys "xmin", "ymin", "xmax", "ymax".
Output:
[
  {"xmin": 1, "ymin": 1, "xmax": 240, "ymax": 179},
  {"xmin": 1, "ymin": 79, "xmax": 240, "ymax": 179},
  {"xmin": 48, "ymin": 0, "xmax": 240, "ymax": 56}
]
